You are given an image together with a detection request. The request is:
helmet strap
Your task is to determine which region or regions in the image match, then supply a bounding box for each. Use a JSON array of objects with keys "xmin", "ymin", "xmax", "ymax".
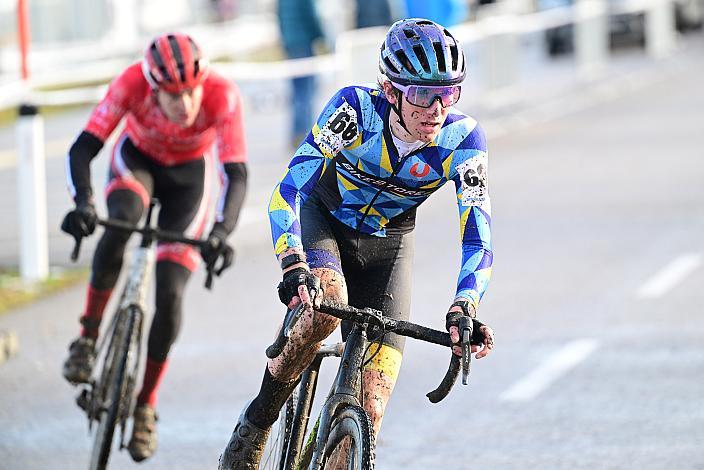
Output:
[{"xmin": 390, "ymin": 89, "xmax": 412, "ymax": 136}]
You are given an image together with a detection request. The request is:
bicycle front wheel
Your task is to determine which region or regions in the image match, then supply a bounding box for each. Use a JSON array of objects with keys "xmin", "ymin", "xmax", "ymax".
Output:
[
  {"xmin": 260, "ymin": 391, "xmax": 297, "ymax": 470},
  {"xmin": 321, "ymin": 405, "xmax": 375, "ymax": 470},
  {"xmin": 89, "ymin": 306, "xmax": 138, "ymax": 470}
]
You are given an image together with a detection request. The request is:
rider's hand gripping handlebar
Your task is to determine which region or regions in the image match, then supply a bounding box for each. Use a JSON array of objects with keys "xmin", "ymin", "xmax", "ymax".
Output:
[{"xmin": 66, "ymin": 217, "xmax": 220, "ymax": 290}]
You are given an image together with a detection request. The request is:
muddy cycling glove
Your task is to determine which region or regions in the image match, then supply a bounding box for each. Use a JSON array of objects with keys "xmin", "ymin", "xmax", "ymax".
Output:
[
  {"xmin": 277, "ymin": 267, "xmax": 319, "ymax": 306},
  {"xmin": 446, "ymin": 300, "xmax": 488, "ymax": 345}
]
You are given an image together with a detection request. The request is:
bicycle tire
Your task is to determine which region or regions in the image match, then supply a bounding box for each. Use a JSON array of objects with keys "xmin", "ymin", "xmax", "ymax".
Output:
[
  {"xmin": 88, "ymin": 306, "xmax": 137, "ymax": 470},
  {"xmin": 320, "ymin": 405, "xmax": 375, "ymax": 470},
  {"xmin": 260, "ymin": 392, "xmax": 297, "ymax": 470}
]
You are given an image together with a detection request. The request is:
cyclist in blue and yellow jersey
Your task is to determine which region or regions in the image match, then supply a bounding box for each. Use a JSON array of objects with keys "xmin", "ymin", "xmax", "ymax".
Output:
[{"xmin": 219, "ymin": 18, "xmax": 496, "ymax": 468}]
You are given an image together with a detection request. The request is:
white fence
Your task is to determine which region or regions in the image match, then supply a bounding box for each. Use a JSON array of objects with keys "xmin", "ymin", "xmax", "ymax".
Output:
[
  {"xmin": 0, "ymin": 0, "xmax": 678, "ymax": 112},
  {"xmin": 3, "ymin": 0, "xmax": 678, "ymax": 282}
]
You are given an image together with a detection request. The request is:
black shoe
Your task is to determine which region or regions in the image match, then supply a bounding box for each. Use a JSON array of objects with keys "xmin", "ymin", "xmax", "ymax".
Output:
[
  {"xmin": 218, "ymin": 405, "xmax": 271, "ymax": 470},
  {"xmin": 62, "ymin": 337, "xmax": 96, "ymax": 384},
  {"xmin": 127, "ymin": 404, "xmax": 158, "ymax": 462}
]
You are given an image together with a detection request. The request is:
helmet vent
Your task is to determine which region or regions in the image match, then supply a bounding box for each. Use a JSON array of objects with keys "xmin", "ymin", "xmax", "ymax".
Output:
[
  {"xmin": 450, "ymin": 44, "xmax": 459, "ymax": 71},
  {"xmin": 187, "ymin": 36, "xmax": 201, "ymax": 78},
  {"xmin": 413, "ymin": 45, "xmax": 430, "ymax": 73},
  {"xmin": 167, "ymin": 35, "xmax": 186, "ymax": 82},
  {"xmin": 383, "ymin": 57, "xmax": 400, "ymax": 75},
  {"xmin": 416, "ymin": 20, "xmax": 433, "ymax": 25},
  {"xmin": 433, "ymin": 42, "xmax": 446, "ymax": 73},
  {"xmin": 394, "ymin": 50, "xmax": 415, "ymax": 75},
  {"xmin": 404, "ymin": 28, "xmax": 418, "ymax": 39},
  {"xmin": 149, "ymin": 43, "xmax": 172, "ymax": 83}
]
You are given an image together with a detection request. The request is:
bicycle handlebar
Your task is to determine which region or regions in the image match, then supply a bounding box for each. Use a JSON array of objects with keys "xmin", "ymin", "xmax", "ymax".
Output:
[
  {"xmin": 69, "ymin": 218, "xmax": 217, "ymax": 290},
  {"xmin": 266, "ymin": 299, "xmax": 478, "ymax": 403}
]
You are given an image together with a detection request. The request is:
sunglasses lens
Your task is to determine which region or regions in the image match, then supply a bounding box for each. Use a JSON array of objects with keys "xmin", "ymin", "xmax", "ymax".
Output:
[{"xmin": 405, "ymin": 86, "xmax": 461, "ymax": 108}]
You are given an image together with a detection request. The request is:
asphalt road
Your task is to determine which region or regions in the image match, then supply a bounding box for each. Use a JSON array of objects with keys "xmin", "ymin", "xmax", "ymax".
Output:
[{"xmin": 1, "ymin": 35, "xmax": 703, "ymax": 469}]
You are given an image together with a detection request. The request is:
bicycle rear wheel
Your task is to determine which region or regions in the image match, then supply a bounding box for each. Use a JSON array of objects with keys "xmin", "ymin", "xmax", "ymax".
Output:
[
  {"xmin": 321, "ymin": 405, "xmax": 375, "ymax": 470},
  {"xmin": 88, "ymin": 306, "xmax": 138, "ymax": 470}
]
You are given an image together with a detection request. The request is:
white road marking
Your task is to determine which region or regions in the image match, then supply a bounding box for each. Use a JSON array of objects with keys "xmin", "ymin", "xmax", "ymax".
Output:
[
  {"xmin": 636, "ymin": 253, "xmax": 702, "ymax": 299},
  {"xmin": 500, "ymin": 339, "xmax": 599, "ymax": 402}
]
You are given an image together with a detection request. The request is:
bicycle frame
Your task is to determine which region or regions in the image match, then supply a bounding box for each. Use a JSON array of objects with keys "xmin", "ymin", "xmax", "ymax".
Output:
[
  {"xmin": 268, "ymin": 300, "xmax": 476, "ymax": 470},
  {"xmin": 70, "ymin": 200, "xmax": 213, "ymax": 469}
]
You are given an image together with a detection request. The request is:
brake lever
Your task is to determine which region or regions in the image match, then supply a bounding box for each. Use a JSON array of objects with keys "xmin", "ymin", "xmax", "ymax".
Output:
[
  {"xmin": 284, "ymin": 287, "xmax": 316, "ymax": 337},
  {"xmin": 204, "ymin": 267, "xmax": 214, "ymax": 290},
  {"xmin": 70, "ymin": 235, "xmax": 83, "ymax": 262},
  {"xmin": 266, "ymin": 301, "xmax": 307, "ymax": 359},
  {"xmin": 459, "ymin": 316, "xmax": 472, "ymax": 385}
]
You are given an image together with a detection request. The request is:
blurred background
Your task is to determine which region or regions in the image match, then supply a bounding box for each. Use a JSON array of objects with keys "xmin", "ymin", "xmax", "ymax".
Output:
[{"xmin": 1, "ymin": 0, "xmax": 703, "ymax": 468}]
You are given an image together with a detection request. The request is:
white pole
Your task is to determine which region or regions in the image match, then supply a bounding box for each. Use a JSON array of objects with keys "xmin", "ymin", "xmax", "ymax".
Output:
[
  {"xmin": 646, "ymin": 0, "xmax": 676, "ymax": 58},
  {"xmin": 477, "ymin": 15, "xmax": 519, "ymax": 104},
  {"xmin": 16, "ymin": 104, "xmax": 49, "ymax": 282},
  {"xmin": 574, "ymin": 0, "xmax": 609, "ymax": 80},
  {"xmin": 106, "ymin": 0, "xmax": 139, "ymax": 49}
]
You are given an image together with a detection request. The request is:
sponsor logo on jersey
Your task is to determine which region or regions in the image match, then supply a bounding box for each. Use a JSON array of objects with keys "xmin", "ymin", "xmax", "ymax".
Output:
[
  {"xmin": 338, "ymin": 160, "xmax": 434, "ymax": 198},
  {"xmin": 409, "ymin": 162, "xmax": 430, "ymax": 178}
]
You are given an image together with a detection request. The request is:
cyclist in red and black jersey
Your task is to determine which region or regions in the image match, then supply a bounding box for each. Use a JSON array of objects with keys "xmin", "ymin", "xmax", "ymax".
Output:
[{"xmin": 60, "ymin": 32, "xmax": 248, "ymax": 462}]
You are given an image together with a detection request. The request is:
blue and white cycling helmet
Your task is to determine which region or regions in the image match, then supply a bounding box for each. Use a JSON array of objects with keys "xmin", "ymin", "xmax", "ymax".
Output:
[{"xmin": 379, "ymin": 18, "xmax": 466, "ymax": 86}]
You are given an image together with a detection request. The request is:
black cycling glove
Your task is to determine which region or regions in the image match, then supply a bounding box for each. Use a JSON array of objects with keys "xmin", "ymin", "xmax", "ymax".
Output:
[
  {"xmin": 61, "ymin": 202, "xmax": 97, "ymax": 239},
  {"xmin": 200, "ymin": 224, "xmax": 235, "ymax": 276},
  {"xmin": 446, "ymin": 300, "xmax": 487, "ymax": 345},
  {"xmin": 277, "ymin": 267, "xmax": 319, "ymax": 306}
]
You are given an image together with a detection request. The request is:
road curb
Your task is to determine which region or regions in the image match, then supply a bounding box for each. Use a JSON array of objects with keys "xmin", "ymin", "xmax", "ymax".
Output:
[{"xmin": 0, "ymin": 329, "xmax": 19, "ymax": 364}]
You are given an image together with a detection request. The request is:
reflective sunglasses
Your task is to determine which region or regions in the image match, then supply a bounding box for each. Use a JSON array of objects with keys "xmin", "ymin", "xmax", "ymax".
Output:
[{"xmin": 392, "ymin": 83, "xmax": 462, "ymax": 108}]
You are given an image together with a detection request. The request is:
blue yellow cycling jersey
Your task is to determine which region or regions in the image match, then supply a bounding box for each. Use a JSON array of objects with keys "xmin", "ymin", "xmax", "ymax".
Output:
[{"xmin": 268, "ymin": 84, "xmax": 492, "ymax": 307}]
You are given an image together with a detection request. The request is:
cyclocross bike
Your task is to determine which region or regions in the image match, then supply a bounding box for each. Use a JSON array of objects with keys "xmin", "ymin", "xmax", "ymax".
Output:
[
  {"xmin": 261, "ymin": 298, "xmax": 478, "ymax": 470},
  {"xmin": 67, "ymin": 200, "xmax": 223, "ymax": 470}
]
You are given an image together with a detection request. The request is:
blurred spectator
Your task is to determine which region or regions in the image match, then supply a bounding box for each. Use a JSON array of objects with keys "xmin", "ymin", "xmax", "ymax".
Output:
[
  {"xmin": 210, "ymin": 0, "xmax": 237, "ymax": 22},
  {"xmin": 402, "ymin": 0, "xmax": 469, "ymax": 26},
  {"xmin": 277, "ymin": 0, "xmax": 325, "ymax": 149},
  {"xmin": 355, "ymin": 0, "xmax": 393, "ymax": 28}
]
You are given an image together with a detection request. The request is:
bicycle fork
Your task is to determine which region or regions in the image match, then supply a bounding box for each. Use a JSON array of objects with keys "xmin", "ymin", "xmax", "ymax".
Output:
[{"xmin": 308, "ymin": 324, "xmax": 369, "ymax": 469}]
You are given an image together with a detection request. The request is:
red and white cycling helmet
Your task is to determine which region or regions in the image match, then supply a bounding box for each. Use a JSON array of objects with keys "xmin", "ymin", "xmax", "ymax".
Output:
[{"xmin": 142, "ymin": 32, "xmax": 209, "ymax": 93}]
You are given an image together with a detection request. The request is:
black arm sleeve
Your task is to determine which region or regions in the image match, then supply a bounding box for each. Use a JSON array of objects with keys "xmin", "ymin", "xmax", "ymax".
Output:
[
  {"xmin": 67, "ymin": 130, "xmax": 104, "ymax": 206},
  {"xmin": 213, "ymin": 162, "xmax": 248, "ymax": 236}
]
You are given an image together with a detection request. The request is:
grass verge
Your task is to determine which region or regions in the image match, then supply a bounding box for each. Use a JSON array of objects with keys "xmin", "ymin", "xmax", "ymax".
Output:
[{"xmin": 0, "ymin": 267, "xmax": 88, "ymax": 315}]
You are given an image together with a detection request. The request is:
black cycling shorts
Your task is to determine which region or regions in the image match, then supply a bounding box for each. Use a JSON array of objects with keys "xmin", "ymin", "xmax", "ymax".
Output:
[
  {"xmin": 301, "ymin": 191, "xmax": 414, "ymax": 375},
  {"xmin": 105, "ymin": 134, "xmax": 215, "ymax": 271}
]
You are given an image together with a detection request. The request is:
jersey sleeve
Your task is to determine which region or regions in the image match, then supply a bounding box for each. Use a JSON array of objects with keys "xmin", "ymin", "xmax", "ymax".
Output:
[
  {"xmin": 449, "ymin": 122, "xmax": 493, "ymax": 310},
  {"xmin": 214, "ymin": 82, "xmax": 247, "ymax": 164},
  {"xmin": 84, "ymin": 65, "xmax": 140, "ymax": 141},
  {"xmin": 268, "ymin": 87, "xmax": 361, "ymax": 255}
]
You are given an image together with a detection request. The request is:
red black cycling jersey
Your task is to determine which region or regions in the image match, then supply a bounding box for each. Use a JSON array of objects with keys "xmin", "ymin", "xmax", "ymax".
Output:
[
  {"xmin": 66, "ymin": 62, "xmax": 248, "ymax": 235},
  {"xmin": 84, "ymin": 62, "xmax": 246, "ymax": 166}
]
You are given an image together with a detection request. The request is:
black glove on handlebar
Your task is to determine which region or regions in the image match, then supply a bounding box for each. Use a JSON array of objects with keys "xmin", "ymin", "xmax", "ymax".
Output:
[
  {"xmin": 61, "ymin": 203, "xmax": 97, "ymax": 238},
  {"xmin": 277, "ymin": 267, "xmax": 319, "ymax": 306},
  {"xmin": 446, "ymin": 302, "xmax": 487, "ymax": 346},
  {"xmin": 200, "ymin": 224, "xmax": 235, "ymax": 276}
]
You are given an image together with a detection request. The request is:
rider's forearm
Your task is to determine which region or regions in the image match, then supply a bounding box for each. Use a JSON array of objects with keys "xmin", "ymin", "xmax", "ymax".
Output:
[
  {"xmin": 456, "ymin": 242, "xmax": 493, "ymax": 309},
  {"xmin": 455, "ymin": 200, "xmax": 493, "ymax": 309},
  {"xmin": 268, "ymin": 154, "xmax": 326, "ymax": 256},
  {"xmin": 214, "ymin": 162, "xmax": 248, "ymax": 235},
  {"xmin": 67, "ymin": 130, "xmax": 104, "ymax": 205}
]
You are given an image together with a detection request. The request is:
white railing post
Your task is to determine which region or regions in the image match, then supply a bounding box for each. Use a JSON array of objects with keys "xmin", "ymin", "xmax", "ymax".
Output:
[
  {"xmin": 16, "ymin": 104, "xmax": 49, "ymax": 282},
  {"xmin": 574, "ymin": 0, "xmax": 609, "ymax": 80},
  {"xmin": 335, "ymin": 26, "xmax": 387, "ymax": 86},
  {"xmin": 646, "ymin": 0, "xmax": 676, "ymax": 58},
  {"xmin": 477, "ymin": 15, "xmax": 519, "ymax": 102},
  {"xmin": 105, "ymin": 0, "xmax": 139, "ymax": 49}
]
